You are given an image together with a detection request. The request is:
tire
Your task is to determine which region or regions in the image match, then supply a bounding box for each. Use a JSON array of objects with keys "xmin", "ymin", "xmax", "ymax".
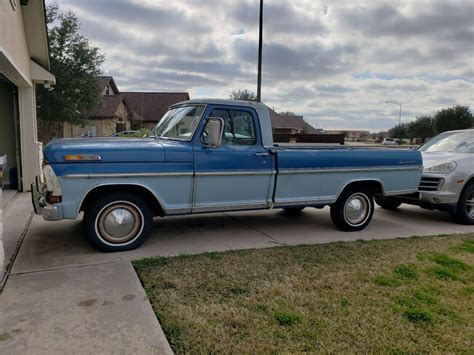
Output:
[
  {"xmin": 375, "ymin": 197, "xmax": 402, "ymax": 210},
  {"xmin": 450, "ymin": 182, "xmax": 474, "ymax": 225},
  {"xmin": 83, "ymin": 192, "xmax": 153, "ymax": 252},
  {"xmin": 282, "ymin": 207, "xmax": 305, "ymax": 214},
  {"xmin": 330, "ymin": 187, "xmax": 374, "ymax": 231}
]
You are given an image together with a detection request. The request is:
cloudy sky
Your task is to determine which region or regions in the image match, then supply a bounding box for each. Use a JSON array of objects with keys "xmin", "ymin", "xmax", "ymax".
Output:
[{"xmin": 51, "ymin": 0, "xmax": 473, "ymax": 131}]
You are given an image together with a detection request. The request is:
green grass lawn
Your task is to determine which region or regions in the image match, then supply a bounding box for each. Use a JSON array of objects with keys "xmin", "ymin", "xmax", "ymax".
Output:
[{"xmin": 134, "ymin": 234, "xmax": 474, "ymax": 353}]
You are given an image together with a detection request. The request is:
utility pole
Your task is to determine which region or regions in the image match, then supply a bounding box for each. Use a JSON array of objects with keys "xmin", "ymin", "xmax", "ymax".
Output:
[
  {"xmin": 385, "ymin": 100, "xmax": 402, "ymax": 142},
  {"xmin": 256, "ymin": 0, "xmax": 263, "ymax": 102}
]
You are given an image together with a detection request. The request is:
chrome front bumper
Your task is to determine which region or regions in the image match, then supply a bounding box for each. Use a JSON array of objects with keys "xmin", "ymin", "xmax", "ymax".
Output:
[{"xmin": 31, "ymin": 177, "xmax": 63, "ymax": 221}]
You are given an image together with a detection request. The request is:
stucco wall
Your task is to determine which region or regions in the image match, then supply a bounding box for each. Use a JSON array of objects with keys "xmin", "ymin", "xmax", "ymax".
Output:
[{"xmin": 0, "ymin": 1, "xmax": 30, "ymax": 80}]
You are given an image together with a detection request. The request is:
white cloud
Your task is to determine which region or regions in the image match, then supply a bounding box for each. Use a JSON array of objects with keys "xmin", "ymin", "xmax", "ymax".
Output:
[{"xmin": 49, "ymin": 0, "xmax": 474, "ymax": 131}]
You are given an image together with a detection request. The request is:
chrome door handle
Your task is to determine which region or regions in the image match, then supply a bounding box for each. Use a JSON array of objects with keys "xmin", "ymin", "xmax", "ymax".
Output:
[{"xmin": 254, "ymin": 152, "xmax": 270, "ymax": 157}]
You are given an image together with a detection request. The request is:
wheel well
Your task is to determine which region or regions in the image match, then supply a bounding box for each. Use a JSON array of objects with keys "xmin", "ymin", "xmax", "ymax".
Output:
[
  {"xmin": 340, "ymin": 180, "xmax": 384, "ymax": 198},
  {"xmin": 465, "ymin": 177, "xmax": 474, "ymax": 187},
  {"xmin": 80, "ymin": 185, "xmax": 165, "ymax": 217}
]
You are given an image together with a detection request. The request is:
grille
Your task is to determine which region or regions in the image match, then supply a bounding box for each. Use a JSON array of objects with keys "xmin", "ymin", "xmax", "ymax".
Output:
[{"xmin": 418, "ymin": 176, "xmax": 443, "ymax": 192}]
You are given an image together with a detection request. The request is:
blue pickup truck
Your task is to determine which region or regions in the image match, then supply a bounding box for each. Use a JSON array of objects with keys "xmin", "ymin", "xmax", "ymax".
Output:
[{"xmin": 32, "ymin": 99, "xmax": 422, "ymax": 251}]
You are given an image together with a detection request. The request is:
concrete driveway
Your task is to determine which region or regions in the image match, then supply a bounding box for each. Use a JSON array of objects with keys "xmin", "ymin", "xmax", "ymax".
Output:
[
  {"xmin": 1, "ymin": 193, "xmax": 472, "ymax": 353},
  {"xmin": 11, "ymin": 202, "xmax": 472, "ymax": 274}
]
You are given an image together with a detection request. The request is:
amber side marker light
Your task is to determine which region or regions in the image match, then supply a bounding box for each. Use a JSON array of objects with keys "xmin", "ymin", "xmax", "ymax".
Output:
[
  {"xmin": 456, "ymin": 179, "xmax": 465, "ymax": 184},
  {"xmin": 48, "ymin": 195, "xmax": 62, "ymax": 203},
  {"xmin": 63, "ymin": 154, "xmax": 101, "ymax": 161}
]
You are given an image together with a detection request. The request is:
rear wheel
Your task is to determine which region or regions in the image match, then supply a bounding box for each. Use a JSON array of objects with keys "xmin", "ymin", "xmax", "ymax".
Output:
[
  {"xmin": 375, "ymin": 197, "xmax": 402, "ymax": 210},
  {"xmin": 450, "ymin": 182, "xmax": 474, "ymax": 225},
  {"xmin": 331, "ymin": 187, "xmax": 374, "ymax": 231},
  {"xmin": 84, "ymin": 192, "xmax": 153, "ymax": 252}
]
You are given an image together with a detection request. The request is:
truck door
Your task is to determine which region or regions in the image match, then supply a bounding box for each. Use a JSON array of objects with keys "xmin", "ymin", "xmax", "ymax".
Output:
[{"xmin": 192, "ymin": 106, "xmax": 274, "ymax": 212}]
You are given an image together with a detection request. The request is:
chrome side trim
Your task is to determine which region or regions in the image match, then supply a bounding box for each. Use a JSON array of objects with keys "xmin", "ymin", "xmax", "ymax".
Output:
[
  {"xmin": 164, "ymin": 207, "xmax": 192, "ymax": 215},
  {"xmin": 273, "ymin": 198, "xmax": 336, "ymax": 207},
  {"xmin": 64, "ymin": 172, "xmax": 194, "ymax": 179},
  {"xmin": 195, "ymin": 170, "xmax": 276, "ymax": 177},
  {"xmin": 278, "ymin": 165, "xmax": 422, "ymax": 174},
  {"xmin": 383, "ymin": 189, "xmax": 418, "ymax": 196},
  {"xmin": 192, "ymin": 203, "xmax": 268, "ymax": 213}
]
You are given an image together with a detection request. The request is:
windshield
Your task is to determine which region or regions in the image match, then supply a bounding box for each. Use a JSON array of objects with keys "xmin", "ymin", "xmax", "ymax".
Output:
[
  {"xmin": 419, "ymin": 131, "xmax": 474, "ymax": 153},
  {"xmin": 154, "ymin": 105, "xmax": 204, "ymax": 141}
]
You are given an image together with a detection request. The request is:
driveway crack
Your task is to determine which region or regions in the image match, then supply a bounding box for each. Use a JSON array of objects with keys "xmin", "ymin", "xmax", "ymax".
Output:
[{"xmin": 225, "ymin": 213, "xmax": 288, "ymax": 246}]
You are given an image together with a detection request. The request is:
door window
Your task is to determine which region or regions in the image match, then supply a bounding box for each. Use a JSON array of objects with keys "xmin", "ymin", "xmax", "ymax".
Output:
[{"xmin": 209, "ymin": 109, "xmax": 256, "ymax": 146}]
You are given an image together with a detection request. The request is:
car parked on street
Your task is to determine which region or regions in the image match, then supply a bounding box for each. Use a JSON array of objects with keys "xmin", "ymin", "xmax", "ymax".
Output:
[
  {"xmin": 32, "ymin": 99, "xmax": 423, "ymax": 252},
  {"xmin": 382, "ymin": 138, "xmax": 398, "ymax": 145},
  {"xmin": 376, "ymin": 129, "xmax": 474, "ymax": 224},
  {"xmin": 111, "ymin": 130, "xmax": 139, "ymax": 137}
]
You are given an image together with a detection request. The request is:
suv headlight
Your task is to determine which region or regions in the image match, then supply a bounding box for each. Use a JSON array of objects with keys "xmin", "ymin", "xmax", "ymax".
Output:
[
  {"xmin": 43, "ymin": 164, "xmax": 62, "ymax": 196},
  {"xmin": 424, "ymin": 161, "xmax": 457, "ymax": 173}
]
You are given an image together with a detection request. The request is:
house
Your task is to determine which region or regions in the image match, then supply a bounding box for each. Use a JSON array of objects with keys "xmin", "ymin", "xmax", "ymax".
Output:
[
  {"xmin": 268, "ymin": 108, "xmax": 319, "ymax": 134},
  {"xmin": 63, "ymin": 76, "xmax": 137, "ymax": 137},
  {"xmin": 63, "ymin": 76, "xmax": 189, "ymax": 137},
  {"xmin": 123, "ymin": 92, "xmax": 190, "ymax": 130},
  {"xmin": 0, "ymin": 0, "xmax": 55, "ymax": 191}
]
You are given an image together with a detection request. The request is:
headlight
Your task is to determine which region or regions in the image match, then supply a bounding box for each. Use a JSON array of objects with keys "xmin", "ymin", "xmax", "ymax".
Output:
[
  {"xmin": 43, "ymin": 164, "xmax": 63, "ymax": 196},
  {"xmin": 424, "ymin": 161, "xmax": 457, "ymax": 173}
]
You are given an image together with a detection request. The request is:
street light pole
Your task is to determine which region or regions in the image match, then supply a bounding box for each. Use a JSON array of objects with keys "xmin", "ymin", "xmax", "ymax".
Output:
[
  {"xmin": 385, "ymin": 100, "xmax": 402, "ymax": 141},
  {"xmin": 256, "ymin": 0, "xmax": 263, "ymax": 102}
]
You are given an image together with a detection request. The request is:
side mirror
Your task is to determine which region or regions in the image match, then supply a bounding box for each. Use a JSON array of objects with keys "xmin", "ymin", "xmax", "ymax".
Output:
[{"xmin": 203, "ymin": 117, "xmax": 224, "ymax": 148}]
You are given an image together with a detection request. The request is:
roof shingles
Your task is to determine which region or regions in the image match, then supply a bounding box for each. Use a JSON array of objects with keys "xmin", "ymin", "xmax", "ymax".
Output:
[{"xmin": 122, "ymin": 92, "xmax": 190, "ymax": 122}]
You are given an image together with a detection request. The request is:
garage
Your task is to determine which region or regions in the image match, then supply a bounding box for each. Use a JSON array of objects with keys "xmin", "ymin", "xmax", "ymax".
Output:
[{"xmin": 0, "ymin": 74, "xmax": 21, "ymax": 192}]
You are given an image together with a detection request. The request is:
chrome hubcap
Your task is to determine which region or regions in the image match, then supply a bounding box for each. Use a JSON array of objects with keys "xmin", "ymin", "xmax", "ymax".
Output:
[
  {"xmin": 97, "ymin": 203, "xmax": 142, "ymax": 244},
  {"xmin": 344, "ymin": 193, "xmax": 370, "ymax": 226},
  {"xmin": 466, "ymin": 192, "xmax": 474, "ymax": 219}
]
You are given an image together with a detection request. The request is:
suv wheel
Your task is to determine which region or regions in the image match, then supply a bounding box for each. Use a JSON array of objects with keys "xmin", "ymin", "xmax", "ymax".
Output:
[
  {"xmin": 450, "ymin": 182, "xmax": 474, "ymax": 225},
  {"xmin": 84, "ymin": 192, "xmax": 153, "ymax": 252},
  {"xmin": 331, "ymin": 187, "xmax": 374, "ymax": 231}
]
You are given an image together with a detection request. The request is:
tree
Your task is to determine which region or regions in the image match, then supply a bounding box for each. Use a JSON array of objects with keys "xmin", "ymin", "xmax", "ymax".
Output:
[
  {"xmin": 388, "ymin": 123, "xmax": 408, "ymax": 140},
  {"xmin": 37, "ymin": 3, "xmax": 105, "ymax": 141},
  {"xmin": 433, "ymin": 105, "xmax": 473, "ymax": 134},
  {"xmin": 406, "ymin": 116, "xmax": 435, "ymax": 141},
  {"xmin": 279, "ymin": 111, "xmax": 296, "ymax": 116},
  {"xmin": 230, "ymin": 89, "xmax": 257, "ymax": 101}
]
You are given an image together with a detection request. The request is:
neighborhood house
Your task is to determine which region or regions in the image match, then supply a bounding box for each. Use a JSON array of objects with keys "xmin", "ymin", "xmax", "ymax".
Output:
[{"xmin": 63, "ymin": 76, "xmax": 190, "ymax": 137}]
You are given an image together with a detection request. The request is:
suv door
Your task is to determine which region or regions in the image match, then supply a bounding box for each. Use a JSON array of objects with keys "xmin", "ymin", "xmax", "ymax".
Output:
[{"xmin": 192, "ymin": 106, "xmax": 274, "ymax": 212}]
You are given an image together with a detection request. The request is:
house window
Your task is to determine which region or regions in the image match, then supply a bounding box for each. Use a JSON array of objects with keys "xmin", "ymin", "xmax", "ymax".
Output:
[{"xmin": 88, "ymin": 126, "xmax": 97, "ymax": 137}]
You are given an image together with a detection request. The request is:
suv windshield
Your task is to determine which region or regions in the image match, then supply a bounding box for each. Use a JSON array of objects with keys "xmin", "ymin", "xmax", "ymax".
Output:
[
  {"xmin": 419, "ymin": 131, "xmax": 474, "ymax": 153},
  {"xmin": 154, "ymin": 105, "xmax": 204, "ymax": 141}
]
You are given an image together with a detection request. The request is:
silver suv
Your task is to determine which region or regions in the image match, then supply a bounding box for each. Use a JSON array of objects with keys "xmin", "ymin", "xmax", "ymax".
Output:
[{"xmin": 376, "ymin": 129, "xmax": 474, "ymax": 224}]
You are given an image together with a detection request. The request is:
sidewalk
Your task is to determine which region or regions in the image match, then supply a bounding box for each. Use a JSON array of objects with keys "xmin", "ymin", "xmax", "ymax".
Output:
[{"xmin": 0, "ymin": 194, "xmax": 172, "ymax": 354}]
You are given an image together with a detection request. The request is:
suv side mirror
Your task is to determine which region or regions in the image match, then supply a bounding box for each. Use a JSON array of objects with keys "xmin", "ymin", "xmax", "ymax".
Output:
[{"xmin": 203, "ymin": 117, "xmax": 224, "ymax": 148}]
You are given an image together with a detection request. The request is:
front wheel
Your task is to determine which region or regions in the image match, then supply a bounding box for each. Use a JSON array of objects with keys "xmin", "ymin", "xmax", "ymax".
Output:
[
  {"xmin": 450, "ymin": 182, "xmax": 474, "ymax": 225},
  {"xmin": 83, "ymin": 192, "xmax": 153, "ymax": 252},
  {"xmin": 330, "ymin": 188, "xmax": 374, "ymax": 231}
]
